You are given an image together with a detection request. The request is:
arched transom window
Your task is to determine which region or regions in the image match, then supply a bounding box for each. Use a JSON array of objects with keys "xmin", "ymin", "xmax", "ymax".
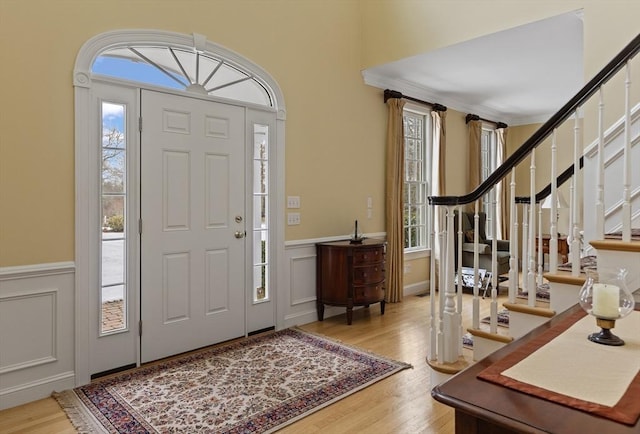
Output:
[{"xmin": 93, "ymin": 45, "xmax": 273, "ymax": 107}]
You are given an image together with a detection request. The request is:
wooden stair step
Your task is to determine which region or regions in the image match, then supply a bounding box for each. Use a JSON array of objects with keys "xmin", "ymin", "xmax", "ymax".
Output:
[
  {"xmin": 590, "ymin": 239, "xmax": 640, "ymax": 252},
  {"xmin": 466, "ymin": 327, "xmax": 513, "ymax": 344},
  {"xmin": 502, "ymin": 302, "xmax": 555, "ymax": 318},
  {"xmin": 544, "ymin": 270, "xmax": 586, "ymax": 286}
]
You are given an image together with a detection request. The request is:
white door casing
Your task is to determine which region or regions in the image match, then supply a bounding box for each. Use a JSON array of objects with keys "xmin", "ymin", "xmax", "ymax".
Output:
[{"xmin": 140, "ymin": 90, "xmax": 246, "ymax": 362}]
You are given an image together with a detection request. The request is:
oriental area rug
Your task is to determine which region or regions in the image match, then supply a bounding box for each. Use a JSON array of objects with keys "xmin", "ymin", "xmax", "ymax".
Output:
[{"xmin": 54, "ymin": 328, "xmax": 411, "ymax": 433}]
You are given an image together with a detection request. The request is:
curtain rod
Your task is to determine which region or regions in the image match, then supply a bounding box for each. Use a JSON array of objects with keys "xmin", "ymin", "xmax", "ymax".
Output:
[
  {"xmin": 466, "ymin": 113, "xmax": 507, "ymax": 129},
  {"xmin": 383, "ymin": 89, "xmax": 446, "ymax": 112}
]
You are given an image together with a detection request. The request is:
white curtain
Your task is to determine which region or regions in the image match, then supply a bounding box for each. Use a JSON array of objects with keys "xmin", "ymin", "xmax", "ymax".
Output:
[{"xmin": 431, "ymin": 110, "xmax": 446, "ymax": 276}]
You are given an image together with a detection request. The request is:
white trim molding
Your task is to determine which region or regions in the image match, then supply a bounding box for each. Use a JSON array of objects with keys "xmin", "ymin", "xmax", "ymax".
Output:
[
  {"xmin": 0, "ymin": 262, "xmax": 75, "ymax": 280},
  {"xmin": 0, "ymin": 263, "xmax": 75, "ymax": 410}
]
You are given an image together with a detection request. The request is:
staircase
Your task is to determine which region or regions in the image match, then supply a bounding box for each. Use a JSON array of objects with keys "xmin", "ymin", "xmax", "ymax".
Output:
[{"xmin": 427, "ymin": 33, "xmax": 640, "ymax": 383}]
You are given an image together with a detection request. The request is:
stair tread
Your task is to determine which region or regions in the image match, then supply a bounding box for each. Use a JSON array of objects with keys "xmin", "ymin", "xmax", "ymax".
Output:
[
  {"xmin": 544, "ymin": 270, "xmax": 586, "ymax": 285},
  {"xmin": 503, "ymin": 302, "xmax": 555, "ymax": 317},
  {"xmin": 590, "ymin": 239, "xmax": 640, "ymax": 252}
]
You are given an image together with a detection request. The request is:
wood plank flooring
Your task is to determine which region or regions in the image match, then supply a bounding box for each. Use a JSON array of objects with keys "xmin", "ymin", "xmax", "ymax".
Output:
[{"xmin": 0, "ymin": 292, "xmax": 506, "ymax": 434}]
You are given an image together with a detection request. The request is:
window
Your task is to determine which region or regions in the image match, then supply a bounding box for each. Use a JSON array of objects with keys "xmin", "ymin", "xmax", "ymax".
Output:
[
  {"xmin": 403, "ymin": 107, "xmax": 432, "ymax": 251},
  {"xmin": 101, "ymin": 101, "xmax": 127, "ymax": 334},
  {"xmin": 480, "ymin": 125, "xmax": 498, "ymax": 239},
  {"xmin": 93, "ymin": 46, "xmax": 273, "ymax": 107},
  {"xmin": 252, "ymin": 124, "xmax": 269, "ymax": 302}
]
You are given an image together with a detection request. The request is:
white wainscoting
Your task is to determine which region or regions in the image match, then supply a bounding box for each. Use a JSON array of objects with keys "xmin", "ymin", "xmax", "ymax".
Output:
[
  {"xmin": 0, "ymin": 262, "xmax": 75, "ymax": 410},
  {"xmin": 282, "ymin": 234, "xmax": 429, "ymax": 328}
]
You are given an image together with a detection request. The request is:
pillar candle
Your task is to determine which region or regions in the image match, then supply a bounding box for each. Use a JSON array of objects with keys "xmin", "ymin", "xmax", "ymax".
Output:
[{"xmin": 592, "ymin": 283, "xmax": 620, "ymax": 318}]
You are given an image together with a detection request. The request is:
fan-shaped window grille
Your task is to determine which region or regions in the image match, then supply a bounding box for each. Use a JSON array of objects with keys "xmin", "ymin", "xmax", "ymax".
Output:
[{"xmin": 92, "ymin": 46, "xmax": 273, "ymax": 107}]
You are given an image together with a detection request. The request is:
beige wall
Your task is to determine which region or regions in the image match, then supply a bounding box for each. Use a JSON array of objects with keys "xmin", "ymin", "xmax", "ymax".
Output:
[
  {"xmin": 360, "ymin": 1, "xmax": 639, "ymax": 81},
  {"xmin": 0, "ymin": 0, "xmax": 387, "ymax": 266},
  {"xmin": 1, "ymin": 0, "xmax": 638, "ymax": 268}
]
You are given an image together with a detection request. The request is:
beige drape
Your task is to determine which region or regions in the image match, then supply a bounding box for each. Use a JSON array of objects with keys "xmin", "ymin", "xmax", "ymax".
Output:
[
  {"xmin": 385, "ymin": 98, "xmax": 405, "ymax": 303},
  {"xmin": 467, "ymin": 120, "xmax": 482, "ymax": 211},
  {"xmin": 496, "ymin": 128, "xmax": 509, "ymax": 239}
]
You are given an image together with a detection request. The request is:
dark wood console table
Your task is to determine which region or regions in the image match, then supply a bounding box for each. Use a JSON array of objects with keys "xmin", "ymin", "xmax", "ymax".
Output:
[
  {"xmin": 432, "ymin": 303, "xmax": 640, "ymax": 434},
  {"xmin": 535, "ymin": 234, "xmax": 569, "ymax": 269},
  {"xmin": 316, "ymin": 239, "xmax": 386, "ymax": 325}
]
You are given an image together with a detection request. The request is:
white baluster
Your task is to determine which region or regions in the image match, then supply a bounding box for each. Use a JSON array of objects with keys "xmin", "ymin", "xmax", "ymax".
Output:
[
  {"xmin": 549, "ymin": 129, "xmax": 559, "ymax": 273},
  {"xmin": 508, "ymin": 169, "xmax": 517, "ymax": 304},
  {"xmin": 595, "ymin": 88, "xmax": 605, "ymax": 240},
  {"xmin": 571, "ymin": 110, "xmax": 581, "ymax": 276},
  {"xmin": 537, "ymin": 202, "xmax": 543, "ymax": 289},
  {"xmin": 429, "ymin": 204, "xmax": 436, "ymax": 361},
  {"xmin": 527, "ymin": 150, "xmax": 536, "ymax": 304},
  {"xmin": 472, "ymin": 202, "xmax": 480, "ymax": 330},
  {"xmin": 456, "ymin": 207, "xmax": 463, "ymax": 354},
  {"xmin": 521, "ymin": 203, "xmax": 529, "ymax": 295},
  {"xmin": 622, "ymin": 61, "xmax": 632, "ymax": 241}
]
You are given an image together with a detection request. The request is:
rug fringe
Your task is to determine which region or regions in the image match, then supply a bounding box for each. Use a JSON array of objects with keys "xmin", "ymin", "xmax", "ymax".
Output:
[{"xmin": 53, "ymin": 390, "xmax": 110, "ymax": 434}]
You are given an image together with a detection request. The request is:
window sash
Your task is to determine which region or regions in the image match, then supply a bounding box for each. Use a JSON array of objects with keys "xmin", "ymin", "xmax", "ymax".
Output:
[{"xmin": 402, "ymin": 109, "xmax": 431, "ymax": 251}]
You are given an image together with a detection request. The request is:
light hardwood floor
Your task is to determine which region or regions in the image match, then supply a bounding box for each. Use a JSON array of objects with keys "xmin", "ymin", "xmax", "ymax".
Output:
[{"xmin": 0, "ymin": 291, "xmax": 507, "ymax": 434}]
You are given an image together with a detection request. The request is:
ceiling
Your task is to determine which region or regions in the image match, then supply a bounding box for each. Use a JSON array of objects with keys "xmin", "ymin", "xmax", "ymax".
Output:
[{"xmin": 362, "ymin": 11, "xmax": 584, "ymax": 126}]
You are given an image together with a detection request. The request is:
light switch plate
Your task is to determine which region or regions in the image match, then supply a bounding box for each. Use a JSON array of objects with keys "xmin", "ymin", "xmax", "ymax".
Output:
[
  {"xmin": 287, "ymin": 212, "xmax": 300, "ymax": 225},
  {"xmin": 287, "ymin": 196, "xmax": 300, "ymax": 209}
]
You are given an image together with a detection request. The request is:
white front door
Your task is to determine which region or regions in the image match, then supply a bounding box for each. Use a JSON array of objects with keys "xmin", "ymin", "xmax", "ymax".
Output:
[{"xmin": 140, "ymin": 89, "xmax": 246, "ymax": 363}]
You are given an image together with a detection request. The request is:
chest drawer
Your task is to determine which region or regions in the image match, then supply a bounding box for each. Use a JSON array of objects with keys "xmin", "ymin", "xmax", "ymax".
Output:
[
  {"xmin": 353, "ymin": 282, "xmax": 385, "ymax": 304},
  {"xmin": 353, "ymin": 247, "xmax": 384, "ymax": 265},
  {"xmin": 352, "ymin": 264, "xmax": 384, "ymax": 285}
]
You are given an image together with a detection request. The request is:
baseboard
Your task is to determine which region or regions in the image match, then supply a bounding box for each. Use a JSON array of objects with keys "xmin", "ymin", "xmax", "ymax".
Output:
[
  {"xmin": 0, "ymin": 371, "xmax": 75, "ymax": 410},
  {"xmin": 404, "ymin": 280, "xmax": 430, "ymax": 296}
]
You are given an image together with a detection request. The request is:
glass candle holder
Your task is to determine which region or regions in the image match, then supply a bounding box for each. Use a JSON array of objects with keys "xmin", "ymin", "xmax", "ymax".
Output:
[{"xmin": 578, "ymin": 267, "xmax": 634, "ymax": 346}]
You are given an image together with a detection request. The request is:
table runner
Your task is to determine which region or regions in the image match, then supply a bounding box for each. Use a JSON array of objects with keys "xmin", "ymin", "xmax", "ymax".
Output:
[{"xmin": 478, "ymin": 310, "xmax": 640, "ymax": 425}]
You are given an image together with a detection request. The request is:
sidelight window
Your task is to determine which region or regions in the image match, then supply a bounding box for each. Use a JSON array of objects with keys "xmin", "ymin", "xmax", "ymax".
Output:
[
  {"xmin": 253, "ymin": 124, "xmax": 269, "ymax": 302},
  {"xmin": 100, "ymin": 102, "xmax": 127, "ymax": 334}
]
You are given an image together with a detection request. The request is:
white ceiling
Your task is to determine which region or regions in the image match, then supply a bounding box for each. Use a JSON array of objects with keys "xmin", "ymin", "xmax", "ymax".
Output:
[{"xmin": 362, "ymin": 11, "xmax": 584, "ymax": 126}]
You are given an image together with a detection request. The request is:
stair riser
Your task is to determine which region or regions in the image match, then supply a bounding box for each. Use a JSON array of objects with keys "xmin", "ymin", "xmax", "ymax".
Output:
[
  {"xmin": 597, "ymin": 251, "xmax": 640, "ymax": 291},
  {"xmin": 509, "ymin": 312, "xmax": 552, "ymax": 339},
  {"xmin": 472, "ymin": 338, "xmax": 507, "ymax": 361}
]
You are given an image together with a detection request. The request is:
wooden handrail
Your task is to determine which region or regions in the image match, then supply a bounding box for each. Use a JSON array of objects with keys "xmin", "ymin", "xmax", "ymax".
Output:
[
  {"xmin": 429, "ymin": 32, "xmax": 640, "ymax": 206},
  {"xmin": 515, "ymin": 156, "xmax": 584, "ymax": 204}
]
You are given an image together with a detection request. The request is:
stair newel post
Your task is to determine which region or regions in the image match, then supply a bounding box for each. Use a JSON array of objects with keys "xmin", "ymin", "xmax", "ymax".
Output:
[
  {"xmin": 521, "ymin": 203, "xmax": 529, "ymax": 296},
  {"xmin": 596, "ymin": 87, "xmax": 605, "ymax": 240},
  {"xmin": 428, "ymin": 203, "xmax": 437, "ymax": 361},
  {"xmin": 527, "ymin": 150, "xmax": 537, "ymax": 304},
  {"xmin": 437, "ymin": 207, "xmax": 446, "ymax": 363},
  {"xmin": 622, "ymin": 60, "xmax": 632, "ymax": 242},
  {"xmin": 508, "ymin": 171, "xmax": 518, "ymax": 304},
  {"xmin": 443, "ymin": 206, "xmax": 460, "ymax": 363},
  {"xmin": 549, "ymin": 129, "xmax": 559, "ymax": 273},
  {"xmin": 570, "ymin": 109, "xmax": 582, "ymax": 276},
  {"xmin": 472, "ymin": 202, "xmax": 480, "ymax": 330}
]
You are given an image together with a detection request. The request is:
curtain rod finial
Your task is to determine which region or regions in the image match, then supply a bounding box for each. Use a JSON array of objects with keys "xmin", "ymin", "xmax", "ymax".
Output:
[
  {"xmin": 466, "ymin": 113, "xmax": 480, "ymax": 124},
  {"xmin": 384, "ymin": 89, "xmax": 403, "ymax": 103}
]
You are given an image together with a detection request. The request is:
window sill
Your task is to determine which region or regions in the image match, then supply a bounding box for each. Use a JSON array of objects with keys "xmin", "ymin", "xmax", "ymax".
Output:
[{"xmin": 404, "ymin": 248, "xmax": 431, "ymax": 261}]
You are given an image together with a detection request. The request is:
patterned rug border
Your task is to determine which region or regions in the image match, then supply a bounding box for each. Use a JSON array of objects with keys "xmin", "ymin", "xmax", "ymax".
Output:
[{"xmin": 54, "ymin": 327, "xmax": 412, "ymax": 433}]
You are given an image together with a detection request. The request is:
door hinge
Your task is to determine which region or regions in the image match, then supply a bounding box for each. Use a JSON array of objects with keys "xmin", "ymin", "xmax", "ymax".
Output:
[
  {"xmin": 138, "ymin": 116, "xmax": 143, "ymax": 132},
  {"xmin": 138, "ymin": 218, "xmax": 142, "ymax": 235},
  {"xmin": 139, "ymin": 320, "xmax": 142, "ymax": 337}
]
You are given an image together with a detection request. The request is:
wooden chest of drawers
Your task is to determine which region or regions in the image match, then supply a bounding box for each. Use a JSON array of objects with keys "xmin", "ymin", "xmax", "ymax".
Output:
[{"xmin": 316, "ymin": 239, "xmax": 386, "ymax": 325}]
